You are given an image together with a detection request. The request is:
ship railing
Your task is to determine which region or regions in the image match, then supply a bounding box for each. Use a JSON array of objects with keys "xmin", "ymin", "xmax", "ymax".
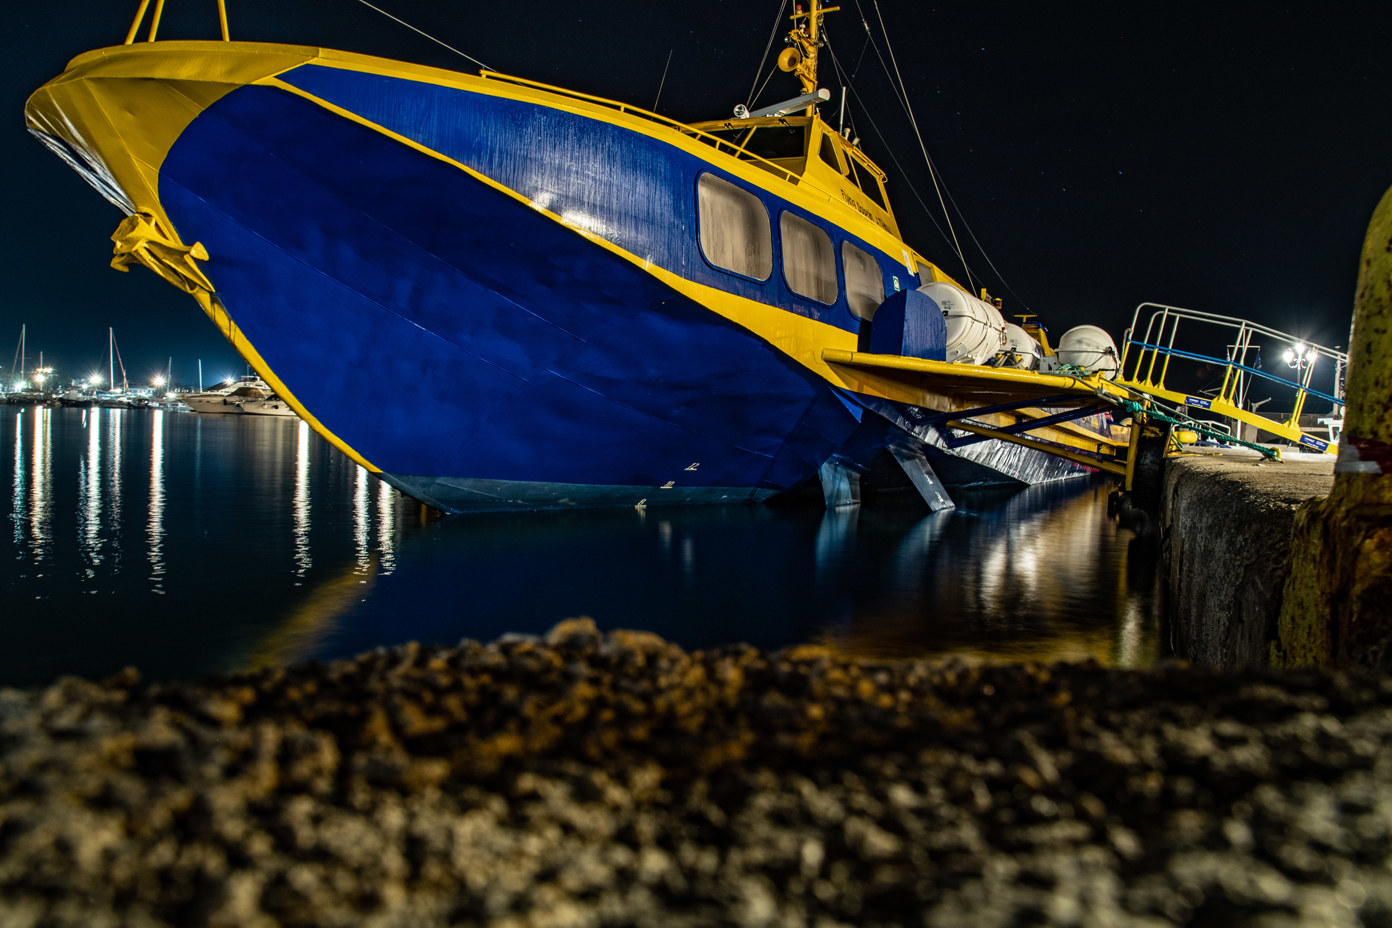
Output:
[
  {"xmin": 477, "ymin": 72, "xmax": 820, "ymax": 190},
  {"xmin": 119, "ymin": 2, "xmax": 849, "ymax": 213},
  {"xmin": 1116, "ymin": 302, "xmax": 1347, "ymax": 453},
  {"xmin": 125, "ymin": 0, "xmax": 230, "ymax": 42}
]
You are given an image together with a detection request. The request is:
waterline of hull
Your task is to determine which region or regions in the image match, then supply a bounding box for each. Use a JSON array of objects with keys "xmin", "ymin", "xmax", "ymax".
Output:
[{"xmin": 380, "ymin": 473, "xmax": 774, "ymax": 513}]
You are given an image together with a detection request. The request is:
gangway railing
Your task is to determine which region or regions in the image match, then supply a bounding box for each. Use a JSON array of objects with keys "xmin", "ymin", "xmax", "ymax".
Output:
[{"xmin": 1117, "ymin": 303, "xmax": 1347, "ymax": 454}]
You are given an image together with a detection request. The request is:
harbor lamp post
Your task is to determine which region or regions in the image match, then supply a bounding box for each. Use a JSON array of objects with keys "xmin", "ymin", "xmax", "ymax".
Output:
[{"xmin": 1283, "ymin": 342, "xmax": 1314, "ymax": 375}]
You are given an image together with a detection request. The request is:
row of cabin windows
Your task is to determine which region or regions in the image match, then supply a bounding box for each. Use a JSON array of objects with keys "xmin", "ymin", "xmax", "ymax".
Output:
[{"xmin": 696, "ymin": 173, "xmax": 886, "ymax": 320}]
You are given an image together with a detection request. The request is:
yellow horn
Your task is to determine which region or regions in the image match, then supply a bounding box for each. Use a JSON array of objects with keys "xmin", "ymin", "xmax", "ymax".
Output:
[{"xmin": 777, "ymin": 48, "xmax": 801, "ymax": 72}]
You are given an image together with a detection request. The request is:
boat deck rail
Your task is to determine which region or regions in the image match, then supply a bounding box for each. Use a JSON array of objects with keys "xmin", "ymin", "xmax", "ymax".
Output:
[
  {"xmin": 476, "ymin": 72, "xmax": 817, "ymax": 186},
  {"xmin": 1116, "ymin": 302, "xmax": 1346, "ymax": 453},
  {"xmin": 119, "ymin": 0, "xmax": 896, "ymax": 252}
]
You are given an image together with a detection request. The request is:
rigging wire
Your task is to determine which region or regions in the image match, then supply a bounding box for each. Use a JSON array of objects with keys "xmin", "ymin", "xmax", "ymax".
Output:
[
  {"xmin": 653, "ymin": 49, "xmax": 675, "ymax": 111},
  {"xmin": 867, "ymin": 0, "xmax": 972, "ymax": 293},
  {"xmin": 872, "ymin": 4, "xmax": 1030, "ymax": 312},
  {"xmin": 824, "ymin": 34, "xmax": 956, "ymax": 260},
  {"xmin": 347, "ymin": 0, "xmax": 492, "ymax": 71},
  {"xmin": 827, "ymin": 47, "xmax": 960, "ymax": 266},
  {"xmin": 829, "ymin": 0, "xmax": 1035, "ymax": 312},
  {"xmin": 749, "ymin": 66, "xmax": 781, "ymax": 111},
  {"xmin": 747, "ymin": 0, "xmax": 790, "ymax": 108},
  {"xmin": 827, "ymin": 35, "xmax": 1033, "ymax": 313}
]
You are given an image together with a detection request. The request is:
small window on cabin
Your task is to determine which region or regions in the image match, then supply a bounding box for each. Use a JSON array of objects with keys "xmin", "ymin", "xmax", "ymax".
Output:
[
  {"xmin": 842, "ymin": 241, "xmax": 885, "ymax": 320},
  {"xmin": 697, "ymin": 173, "xmax": 773, "ymax": 280},
  {"xmin": 780, "ymin": 212, "xmax": 838, "ymax": 304},
  {"xmin": 818, "ymin": 134, "xmax": 847, "ymax": 174},
  {"xmin": 848, "ymin": 157, "xmax": 888, "ymax": 210}
]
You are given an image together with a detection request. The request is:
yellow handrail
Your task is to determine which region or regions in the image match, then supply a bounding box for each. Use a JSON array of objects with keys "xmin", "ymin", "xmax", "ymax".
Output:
[
  {"xmin": 125, "ymin": 0, "xmax": 230, "ymax": 44},
  {"xmin": 123, "ymin": 0, "xmax": 152, "ymax": 43}
]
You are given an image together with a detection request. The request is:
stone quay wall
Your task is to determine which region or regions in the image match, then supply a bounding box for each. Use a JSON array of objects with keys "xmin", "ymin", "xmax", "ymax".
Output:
[{"xmin": 1160, "ymin": 451, "xmax": 1334, "ymax": 667}]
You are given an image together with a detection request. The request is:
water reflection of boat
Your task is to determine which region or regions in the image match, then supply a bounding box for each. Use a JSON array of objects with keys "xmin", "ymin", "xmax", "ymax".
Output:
[
  {"xmin": 28, "ymin": 0, "xmax": 1125, "ymax": 513},
  {"xmin": 150, "ymin": 395, "xmax": 192, "ymax": 412},
  {"xmin": 237, "ymin": 396, "xmax": 300, "ymax": 418},
  {"xmin": 812, "ymin": 481, "xmax": 1160, "ymax": 666}
]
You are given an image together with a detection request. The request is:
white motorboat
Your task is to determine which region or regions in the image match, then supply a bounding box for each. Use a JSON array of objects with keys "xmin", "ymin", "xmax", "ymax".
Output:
[{"xmin": 183, "ymin": 376, "xmax": 273, "ymax": 414}]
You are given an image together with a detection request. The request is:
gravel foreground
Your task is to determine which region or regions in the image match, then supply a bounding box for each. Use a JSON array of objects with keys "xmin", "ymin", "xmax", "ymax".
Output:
[{"xmin": 2, "ymin": 618, "xmax": 1390, "ymax": 928}]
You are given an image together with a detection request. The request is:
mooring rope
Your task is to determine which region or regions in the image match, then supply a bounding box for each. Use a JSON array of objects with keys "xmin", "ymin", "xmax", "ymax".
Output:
[{"xmin": 1116, "ymin": 397, "xmax": 1283, "ymax": 460}]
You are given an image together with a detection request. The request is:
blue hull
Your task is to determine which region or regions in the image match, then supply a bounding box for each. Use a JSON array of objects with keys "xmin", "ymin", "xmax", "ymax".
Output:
[{"xmin": 157, "ymin": 74, "xmax": 903, "ymax": 510}]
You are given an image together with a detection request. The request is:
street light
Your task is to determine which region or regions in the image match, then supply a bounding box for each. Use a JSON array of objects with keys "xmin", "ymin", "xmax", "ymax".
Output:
[{"xmin": 1283, "ymin": 342, "xmax": 1315, "ymax": 373}]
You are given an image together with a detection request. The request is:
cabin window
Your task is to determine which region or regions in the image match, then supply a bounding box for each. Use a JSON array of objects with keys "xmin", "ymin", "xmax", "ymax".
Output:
[
  {"xmin": 780, "ymin": 212, "xmax": 838, "ymax": 304},
  {"xmin": 818, "ymin": 134, "xmax": 847, "ymax": 174},
  {"xmin": 699, "ymin": 125, "xmax": 807, "ymax": 161},
  {"xmin": 697, "ymin": 173, "xmax": 773, "ymax": 280},
  {"xmin": 848, "ymin": 157, "xmax": 888, "ymax": 210},
  {"xmin": 742, "ymin": 125, "xmax": 807, "ymax": 161},
  {"xmin": 842, "ymin": 241, "xmax": 885, "ymax": 320}
]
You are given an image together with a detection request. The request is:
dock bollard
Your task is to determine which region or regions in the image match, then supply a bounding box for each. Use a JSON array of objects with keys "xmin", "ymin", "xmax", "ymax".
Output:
[{"xmin": 1275, "ymin": 185, "xmax": 1392, "ymax": 668}]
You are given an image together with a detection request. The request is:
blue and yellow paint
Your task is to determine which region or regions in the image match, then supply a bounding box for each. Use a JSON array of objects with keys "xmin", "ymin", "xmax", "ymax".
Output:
[{"xmin": 27, "ymin": 27, "xmax": 1126, "ymax": 510}]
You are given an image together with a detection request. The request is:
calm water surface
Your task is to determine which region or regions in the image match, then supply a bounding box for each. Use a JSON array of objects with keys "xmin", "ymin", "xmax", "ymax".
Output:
[{"xmin": 2, "ymin": 406, "xmax": 1164, "ymax": 687}]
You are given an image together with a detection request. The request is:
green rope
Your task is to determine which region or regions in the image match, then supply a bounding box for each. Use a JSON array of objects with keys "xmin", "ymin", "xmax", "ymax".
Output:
[
  {"xmin": 1118, "ymin": 398, "xmax": 1282, "ymax": 460},
  {"xmin": 1044, "ymin": 364, "xmax": 1283, "ymax": 461}
]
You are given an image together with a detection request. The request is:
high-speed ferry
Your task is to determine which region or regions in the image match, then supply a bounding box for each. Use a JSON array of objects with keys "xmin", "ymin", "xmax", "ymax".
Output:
[{"xmin": 26, "ymin": 0, "xmax": 1124, "ymax": 511}]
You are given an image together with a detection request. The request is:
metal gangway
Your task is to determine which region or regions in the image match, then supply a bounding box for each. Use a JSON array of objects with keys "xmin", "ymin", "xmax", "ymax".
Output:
[{"xmin": 1116, "ymin": 303, "xmax": 1347, "ymax": 454}]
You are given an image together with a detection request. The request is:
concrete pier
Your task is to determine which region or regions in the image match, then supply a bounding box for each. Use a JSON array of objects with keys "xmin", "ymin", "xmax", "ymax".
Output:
[
  {"xmin": 1164, "ymin": 184, "xmax": 1392, "ymax": 670},
  {"xmin": 1161, "ymin": 451, "xmax": 1334, "ymax": 666}
]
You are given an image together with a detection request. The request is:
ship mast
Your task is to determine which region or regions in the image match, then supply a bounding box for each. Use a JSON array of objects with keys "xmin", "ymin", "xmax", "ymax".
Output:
[{"xmin": 785, "ymin": 0, "xmax": 839, "ymax": 115}]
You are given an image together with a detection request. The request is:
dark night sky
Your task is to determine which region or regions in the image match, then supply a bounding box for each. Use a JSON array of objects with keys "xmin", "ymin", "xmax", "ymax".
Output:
[{"xmin": 4, "ymin": 0, "xmax": 1389, "ymax": 391}]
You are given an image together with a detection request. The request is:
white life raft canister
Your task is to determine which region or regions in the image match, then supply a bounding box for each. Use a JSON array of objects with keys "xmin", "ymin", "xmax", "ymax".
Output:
[
  {"xmin": 1055, "ymin": 324, "xmax": 1120, "ymax": 380},
  {"xmin": 917, "ymin": 281, "xmax": 1006, "ymax": 365},
  {"xmin": 997, "ymin": 323, "xmax": 1044, "ymax": 370}
]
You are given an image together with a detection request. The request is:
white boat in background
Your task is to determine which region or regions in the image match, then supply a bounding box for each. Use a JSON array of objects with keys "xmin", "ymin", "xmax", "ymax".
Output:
[
  {"xmin": 238, "ymin": 396, "xmax": 300, "ymax": 418},
  {"xmin": 183, "ymin": 375, "xmax": 273, "ymax": 413}
]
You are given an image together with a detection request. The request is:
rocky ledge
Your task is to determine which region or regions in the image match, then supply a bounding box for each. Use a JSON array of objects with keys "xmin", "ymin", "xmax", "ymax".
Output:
[{"xmin": 2, "ymin": 618, "xmax": 1390, "ymax": 927}]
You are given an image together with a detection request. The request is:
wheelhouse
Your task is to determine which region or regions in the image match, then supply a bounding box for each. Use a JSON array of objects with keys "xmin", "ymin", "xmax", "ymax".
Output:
[{"xmin": 685, "ymin": 115, "xmax": 898, "ymax": 239}]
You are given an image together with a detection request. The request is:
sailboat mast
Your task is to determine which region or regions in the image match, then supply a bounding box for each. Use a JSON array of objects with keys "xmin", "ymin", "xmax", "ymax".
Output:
[{"xmin": 109, "ymin": 327, "xmax": 114, "ymax": 393}]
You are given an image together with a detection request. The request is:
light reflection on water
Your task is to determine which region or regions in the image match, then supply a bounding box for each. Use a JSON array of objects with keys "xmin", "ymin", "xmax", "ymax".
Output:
[
  {"xmin": 147, "ymin": 408, "xmax": 165, "ymax": 591},
  {"xmin": 1, "ymin": 406, "xmax": 1162, "ymax": 687}
]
